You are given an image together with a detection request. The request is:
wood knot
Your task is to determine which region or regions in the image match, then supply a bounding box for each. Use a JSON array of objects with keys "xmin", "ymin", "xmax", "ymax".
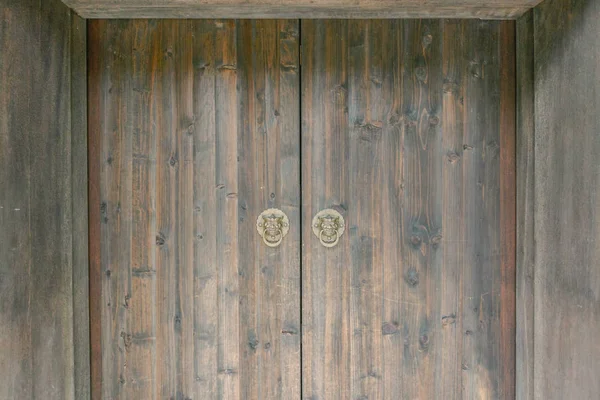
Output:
[
  {"xmin": 442, "ymin": 314, "xmax": 457, "ymax": 326},
  {"xmin": 469, "ymin": 61, "xmax": 482, "ymax": 79},
  {"xmin": 358, "ymin": 123, "xmax": 383, "ymax": 143},
  {"xmin": 217, "ymin": 64, "xmax": 237, "ymax": 71},
  {"xmin": 443, "ymin": 80, "xmax": 459, "ymax": 94},
  {"xmin": 382, "ymin": 322, "xmax": 400, "ymax": 335},
  {"xmin": 248, "ymin": 336, "xmax": 259, "ymax": 351},
  {"xmin": 447, "ymin": 151, "xmax": 461, "ymax": 164},
  {"xmin": 429, "ymin": 115, "xmax": 440, "ymax": 126},
  {"xmin": 331, "ymin": 84, "xmax": 347, "ymax": 105},
  {"xmin": 415, "ymin": 66, "xmax": 427, "ymax": 82},
  {"xmin": 218, "ymin": 368, "xmax": 237, "ymax": 376},
  {"xmin": 410, "ymin": 234, "xmax": 422, "ymax": 248},
  {"xmin": 120, "ymin": 331, "xmax": 132, "ymax": 350},
  {"xmin": 169, "ymin": 154, "xmax": 178, "ymax": 167},
  {"xmin": 404, "ymin": 267, "xmax": 419, "ymax": 287},
  {"xmin": 156, "ymin": 232, "xmax": 166, "ymax": 246},
  {"xmin": 186, "ymin": 124, "xmax": 195, "ymax": 135},
  {"xmin": 388, "ymin": 113, "xmax": 402, "ymax": 126},
  {"xmin": 422, "ymin": 34, "xmax": 433, "ymax": 47},
  {"xmin": 124, "ymin": 294, "xmax": 131, "ymax": 309},
  {"xmin": 430, "ymin": 234, "xmax": 442, "ymax": 249},
  {"xmin": 100, "ymin": 202, "xmax": 108, "ymax": 224},
  {"xmin": 419, "ymin": 333, "xmax": 430, "ymax": 350}
]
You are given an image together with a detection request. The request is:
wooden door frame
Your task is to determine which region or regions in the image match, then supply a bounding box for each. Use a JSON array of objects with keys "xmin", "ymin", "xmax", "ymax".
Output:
[{"xmin": 86, "ymin": 15, "xmax": 521, "ymax": 400}]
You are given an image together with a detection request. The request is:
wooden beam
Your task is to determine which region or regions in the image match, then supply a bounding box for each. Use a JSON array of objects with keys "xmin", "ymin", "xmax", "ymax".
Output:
[
  {"xmin": 532, "ymin": 0, "xmax": 600, "ymax": 398},
  {"xmin": 0, "ymin": 0, "xmax": 88, "ymax": 398},
  {"xmin": 62, "ymin": 0, "xmax": 543, "ymax": 19}
]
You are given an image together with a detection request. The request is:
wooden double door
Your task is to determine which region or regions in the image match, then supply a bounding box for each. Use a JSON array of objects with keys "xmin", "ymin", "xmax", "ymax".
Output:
[{"xmin": 89, "ymin": 19, "xmax": 515, "ymax": 400}]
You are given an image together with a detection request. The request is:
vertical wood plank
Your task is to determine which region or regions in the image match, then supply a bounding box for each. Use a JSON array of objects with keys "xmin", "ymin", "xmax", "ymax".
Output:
[
  {"xmin": 533, "ymin": 0, "xmax": 600, "ymax": 398},
  {"xmin": 176, "ymin": 20, "xmax": 196, "ymax": 400},
  {"xmin": 499, "ymin": 20, "xmax": 517, "ymax": 400},
  {"xmin": 88, "ymin": 18, "xmax": 104, "ymax": 400},
  {"xmin": 399, "ymin": 19, "xmax": 444, "ymax": 400},
  {"xmin": 0, "ymin": 3, "xmax": 35, "ymax": 398},
  {"xmin": 236, "ymin": 20, "xmax": 301, "ymax": 400},
  {"xmin": 440, "ymin": 19, "xmax": 466, "ymax": 400},
  {"xmin": 128, "ymin": 20, "xmax": 158, "ymax": 400},
  {"xmin": 213, "ymin": 19, "xmax": 240, "ymax": 400},
  {"xmin": 301, "ymin": 19, "xmax": 352, "ymax": 400},
  {"xmin": 88, "ymin": 19, "xmax": 300, "ymax": 400},
  {"xmin": 276, "ymin": 19, "xmax": 302, "ymax": 400},
  {"xmin": 461, "ymin": 20, "xmax": 504, "ymax": 399},
  {"xmin": 379, "ymin": 20, "xmax": 405, "ymax": 400},
  {"xmin": 71, "ymin": 13, "xmax": 90, "ymax": 400},
  {"xmin": 1, "ymin": 0, "xmax": 83, "ymax": 398},
  {"xmin": 516, "ymin": 10, "xmax": 534, "ymax": 400},
  {"xmin": 191, "ymin": 19, "xmax": 218, "ymax": 398}
]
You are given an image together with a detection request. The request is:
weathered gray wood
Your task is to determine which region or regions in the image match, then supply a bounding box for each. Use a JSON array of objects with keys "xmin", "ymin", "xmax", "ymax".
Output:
[
  {"xmin": 301, "ymin": 20, "xmax": 516, "ymax": 399},
  {"xmin": 88, "ymin": 19, "xmax": 301, "ymax": 400},
  {"xmin": 71, "ymin": 12, "xmax": 90, "ymax": 400},
  {"xmin": 61, "ymin": 0, "xmax": 543, "ymax": 19},
  {"xmin": 516, "ymin": 10, "xmax": 534, "ymax": 400},
  {"xmin": 0, "ymin": 0, "xmax": 87, "ymax": 398},
  {"xmin": 532, "ymin": 0, "xmax": 600, "ymax": 398}
]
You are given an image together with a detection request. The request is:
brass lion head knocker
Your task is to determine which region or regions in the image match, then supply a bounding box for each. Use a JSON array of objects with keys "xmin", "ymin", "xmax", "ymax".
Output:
[
  {"xmin": 312, "ymin": 209, "xmax": 345, "ymax": 248},
  {"xmin": 256, "ymin": 209, "xmax": 290, "ymax": 248}
]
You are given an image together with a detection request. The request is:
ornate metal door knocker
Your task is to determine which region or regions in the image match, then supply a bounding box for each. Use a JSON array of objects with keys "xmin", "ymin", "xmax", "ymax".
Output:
[
  {"xmin": 312, "ymin": 209, "xmax": 345, "ymax": 248},
  {"xmin": 256, "ymin": 208, "xmax": 290, "ymax": 248}
]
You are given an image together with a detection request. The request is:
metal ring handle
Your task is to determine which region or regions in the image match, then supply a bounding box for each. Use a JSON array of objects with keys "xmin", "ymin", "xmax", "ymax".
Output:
[
  {"xmin": 319, "ymin": 229, "xmax": 340, "ymax": 248},
  {"xmin": 262, "ymin": 227, "xmax": 284, "ymax": 248},
  {"xmin": 256, "ymin": 208, "xmax": 289, "ymax": 248},
  {"xmin": 312, "ymin": 208, "xmax": 345, "ymax": 248}
]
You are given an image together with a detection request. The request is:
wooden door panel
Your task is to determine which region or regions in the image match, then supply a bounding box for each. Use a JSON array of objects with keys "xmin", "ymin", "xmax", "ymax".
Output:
[
  {"xmin": 88, "ymin": 19, "xmax": 301, "ymax": 400},
  {"xmin": 301, "ymin": 20, "xmax": 516, "ymax": 399}
]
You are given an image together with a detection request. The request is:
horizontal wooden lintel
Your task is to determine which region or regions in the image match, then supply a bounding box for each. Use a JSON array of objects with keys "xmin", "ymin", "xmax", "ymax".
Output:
[{"xmin": 62, "ymin": 1, "xmax": 543, "ymax": 19}]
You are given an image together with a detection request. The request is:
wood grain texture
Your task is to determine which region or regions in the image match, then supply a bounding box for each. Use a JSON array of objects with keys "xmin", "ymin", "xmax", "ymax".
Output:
[
  {"xmin": 87, "ymin": 19, "xmax": 103, "ymax": 400},
  {"xmin": 88, "ymin": 19, "xmax": 301, "ymax": 400},
  {"xmin": 0, "ymin": 0, "xmax": 87, "ymax": 398},
  {"xmin": 516, "ymin": 10, "xmax": 534, "ymax": 400},
  {"xmin": 301, "ymin": 20, "xmax": 516, "ymax": 399},
  {"xmin": 532, "ymin": 0, "xmax": 600, "ymax": 398},
  {"xmin": 61, "ymin": 0, "xmax": 543, "ymax": 19},
  {"xmin": 71, "ymin": 13, "xmax": 90, "ymax": 400}
]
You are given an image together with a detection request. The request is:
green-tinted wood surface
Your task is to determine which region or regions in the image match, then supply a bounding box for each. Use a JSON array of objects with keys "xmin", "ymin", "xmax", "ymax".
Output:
[
  {"xmin": 301, "ymin": 20, "xmax": 516, "ymax": 399},
  {"xmin": 0, "ymin": 0, "xmax": 88, "ymax": 398},
  {"xmin": 88, "ymin": 19, "xmax": 301, "ymax": 400}
]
